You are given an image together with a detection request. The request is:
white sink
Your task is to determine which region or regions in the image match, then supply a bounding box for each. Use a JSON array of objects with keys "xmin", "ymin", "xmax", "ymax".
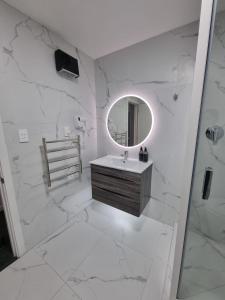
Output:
[{"xmin": 90, "ymin": 155, "xmax": 153, "ymax": 174}]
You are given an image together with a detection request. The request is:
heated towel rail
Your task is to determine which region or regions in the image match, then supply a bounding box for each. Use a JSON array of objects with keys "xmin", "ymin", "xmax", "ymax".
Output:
[
  {"xmin": 42, "ymin": 136, "xmax": 82, "ymax": 187},
  {"xmin": 111, "ymin": 132, "xmax": 128, "ymax": 146}
]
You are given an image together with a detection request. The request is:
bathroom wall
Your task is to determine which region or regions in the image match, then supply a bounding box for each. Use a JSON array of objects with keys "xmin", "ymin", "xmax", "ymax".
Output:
[
  {"xmin": 188, "ymin": 11, "xmax": 225, "ymax": 242},
  {"xmin": 95, "ymin": 22, "xmax": 199, "ymax": 227},
  {"xmin": 0, "ymin": 1, "xmax": 97, "ymax": 250}
]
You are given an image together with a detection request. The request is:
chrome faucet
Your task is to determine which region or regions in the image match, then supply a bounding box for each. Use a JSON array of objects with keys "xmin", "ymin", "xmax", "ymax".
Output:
[{"xmin": 122, "ymin": 151, "xmax": 128, "ymax": 161}]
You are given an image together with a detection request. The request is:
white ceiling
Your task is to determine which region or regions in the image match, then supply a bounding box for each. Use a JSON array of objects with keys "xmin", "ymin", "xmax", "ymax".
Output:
[{"xmin": 4, "ymin": 0, "xmax": 202, "ymax": 59}]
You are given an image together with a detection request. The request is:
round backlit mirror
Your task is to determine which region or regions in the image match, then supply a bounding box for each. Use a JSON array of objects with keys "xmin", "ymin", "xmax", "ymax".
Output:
[{"xmin": 107, "ymin": 96, "xmax": 153, "ymax": 147}]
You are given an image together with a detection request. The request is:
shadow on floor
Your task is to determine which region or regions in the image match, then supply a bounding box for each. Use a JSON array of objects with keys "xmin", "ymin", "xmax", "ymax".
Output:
[{"xmin": 0, "ymin": 210, "xmax": 16, "ymax": 271}]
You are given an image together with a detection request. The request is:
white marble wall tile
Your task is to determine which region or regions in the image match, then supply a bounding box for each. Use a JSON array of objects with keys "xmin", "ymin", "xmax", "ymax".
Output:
[
  {"xmin": 95, "ymin": 22, "xmax": 198, "ymax": 227},
  {"xmin": 178, "ymin": 11, "xmax": 225, "ymax": 298},
  {"xmin": 187, "ymin": 11, "xmax": 225, "ymax": 242},
  {"xmin": 0, "ymin": 0, "xmax": 97, "ymax": 250}
]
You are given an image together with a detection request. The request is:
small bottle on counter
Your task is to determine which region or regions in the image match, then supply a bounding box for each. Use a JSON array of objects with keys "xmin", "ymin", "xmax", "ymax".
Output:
[
  {"xmin": 139, "ymin": 147, "xmax": 144, "ymax": 161},
  {"xmin": 143, "ymin": 147, "xmax": 149, "ymax": 162}
]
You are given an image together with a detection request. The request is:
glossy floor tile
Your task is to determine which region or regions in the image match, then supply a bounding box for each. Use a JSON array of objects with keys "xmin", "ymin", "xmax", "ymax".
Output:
[
  {"xmin": 0, "ymin": 199, "xmax": 174, "ymax": 300},
  {"xmin": 66, "ymin": 236, "xmax": 152, "ymax": 300},
  {"xmin": 185, "ymin": 286, "xmax": 225, "ymax": 300},
  {"xmin": 36, "ymin": 222, "xmax": 103, "ymax": 278},
  {"xmin": 0, "ymin": 251, "xmax": 64, "ymax": 300},
  {"xmin": 178, "ymin": 230, "xmax": 225, "ymax": 299}
]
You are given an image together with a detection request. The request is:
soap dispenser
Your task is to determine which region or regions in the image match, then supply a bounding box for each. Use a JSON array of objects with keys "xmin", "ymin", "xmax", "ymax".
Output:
[
  {"xmin": 143, "ymin": 147, "xmax": 149, "ymax": 162},
  {"xmin": 139, "ymin": 147, "xmax": 144, "ymax": 161}
]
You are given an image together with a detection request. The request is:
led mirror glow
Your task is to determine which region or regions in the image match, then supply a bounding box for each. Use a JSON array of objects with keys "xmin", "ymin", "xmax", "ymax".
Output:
[{"xmin": 107, "ymin": 95, "xmax": 153, "ymax": 147}]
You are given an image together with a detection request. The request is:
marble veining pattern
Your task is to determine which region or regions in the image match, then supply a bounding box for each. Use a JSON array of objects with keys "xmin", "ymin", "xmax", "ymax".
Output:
[
  {"xmin": 178, "ymin": 11, "xmax": 225, "ymax": 299},
  {"xmin": 187, "ymin": 11, "xmax": 225, "ymax": 243},
  {"xmin": 95, "ymin": 21, "xmax": 198, "ymax": 227},
  {"xmin": 0, "ymin": 0, "xmax": 200, "ymax": 252},
  {"xmin": 0, "ymin": 0, "xmax": 97, "ymax": 250},
  {"xmin": 178, "ymin": 230, "xmax": 225, "ymax": 299},
  {"xmin": 0, "ymin": 200, "xmax": 174, "ymax": 300}
]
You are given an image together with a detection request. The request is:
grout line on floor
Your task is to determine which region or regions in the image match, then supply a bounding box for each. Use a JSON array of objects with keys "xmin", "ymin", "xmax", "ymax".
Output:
[{"xmin": 161, "ymin": 227, "xmax": 176, "ymax": 300}]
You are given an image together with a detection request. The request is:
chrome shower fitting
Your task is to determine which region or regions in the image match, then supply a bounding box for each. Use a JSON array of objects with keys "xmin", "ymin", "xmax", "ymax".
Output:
[{"xmin": 205, "ymin": 125, "xmax": 224, "ymax": 144}]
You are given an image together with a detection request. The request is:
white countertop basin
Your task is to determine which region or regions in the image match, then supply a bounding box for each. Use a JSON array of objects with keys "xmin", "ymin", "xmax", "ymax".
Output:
[{"xmin": 90, "ymin": 155, "xmax": 153, "ymax": 174}]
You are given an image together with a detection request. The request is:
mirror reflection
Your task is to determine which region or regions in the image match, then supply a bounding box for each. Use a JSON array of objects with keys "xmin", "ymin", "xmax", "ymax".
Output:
[{"xmin": 107, "ymin": 96, "xmax": 153, "ymax": 147}]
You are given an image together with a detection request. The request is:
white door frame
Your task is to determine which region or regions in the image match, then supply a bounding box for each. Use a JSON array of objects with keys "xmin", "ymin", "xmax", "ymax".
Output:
[
  {"xmin": 169, "ymin": 0, "xmax": 215, "ymax": 299},
  {"xmin": 0, "ymin": 115, "xmax": 25, "ymax": 257}
]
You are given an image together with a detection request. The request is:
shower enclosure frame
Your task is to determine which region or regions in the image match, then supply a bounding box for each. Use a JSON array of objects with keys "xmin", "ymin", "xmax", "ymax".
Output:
[{"xmin": 169, "ymin": 0, "xmax": 215, "ymax": 299}]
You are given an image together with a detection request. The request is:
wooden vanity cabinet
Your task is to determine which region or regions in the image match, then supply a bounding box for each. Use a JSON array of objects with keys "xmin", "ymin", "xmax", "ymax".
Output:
[{"xmin": 91, "ymin": 164, "xmax": 152, "ymax": 217}]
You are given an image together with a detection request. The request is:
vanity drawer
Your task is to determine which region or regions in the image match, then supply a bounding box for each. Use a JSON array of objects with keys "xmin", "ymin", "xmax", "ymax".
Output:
[
  {"xmin": 91, "ymin": 165, "xmax": 141, "ymax": 184},
  {"xmin": 92, "ymin": 172, "xmax": 140, "ymax": 200},
  {"xmin": 92, "ymin": 185, "xmax": 139, "ymax": 216}
]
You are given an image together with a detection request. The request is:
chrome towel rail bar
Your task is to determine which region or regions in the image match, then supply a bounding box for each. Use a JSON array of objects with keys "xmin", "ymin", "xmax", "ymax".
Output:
[{"xmin": 42, "ymin": 136, "xmax": 82, "ymax": 187}]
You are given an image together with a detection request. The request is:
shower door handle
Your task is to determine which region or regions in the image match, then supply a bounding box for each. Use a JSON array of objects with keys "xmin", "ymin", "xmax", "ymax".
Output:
[{"xmin": 202, "ymin": 167, "xmax": 213, "ymax": 200}]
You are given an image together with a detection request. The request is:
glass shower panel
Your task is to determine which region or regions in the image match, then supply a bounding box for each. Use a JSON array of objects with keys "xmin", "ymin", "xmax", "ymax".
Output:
[{"xmin": 178, "ymin": 0, "xmax": 225, "ymax": 299}]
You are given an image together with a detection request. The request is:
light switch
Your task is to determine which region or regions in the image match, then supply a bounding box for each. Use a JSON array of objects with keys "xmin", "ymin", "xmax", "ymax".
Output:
[
  {"xmin": 18, "ymin": 129, "xmax": 29, "ymax": 143},
  {"xmin": 64, "ymin": 126, "xmax": 71, "ymax": 137}
]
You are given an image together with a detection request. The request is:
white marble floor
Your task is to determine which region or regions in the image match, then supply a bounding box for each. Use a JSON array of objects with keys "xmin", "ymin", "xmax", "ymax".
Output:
[
  {"xmin": 0, "ymin": 199, "xmax": 174, "ymax": 300},
  {"xmin": 185, "ymin": 286, "xmax": 225, "ymax": 300},
  {"xmin": 178, "ymin": 230, "xmax": 225, "ymax": 300}
]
